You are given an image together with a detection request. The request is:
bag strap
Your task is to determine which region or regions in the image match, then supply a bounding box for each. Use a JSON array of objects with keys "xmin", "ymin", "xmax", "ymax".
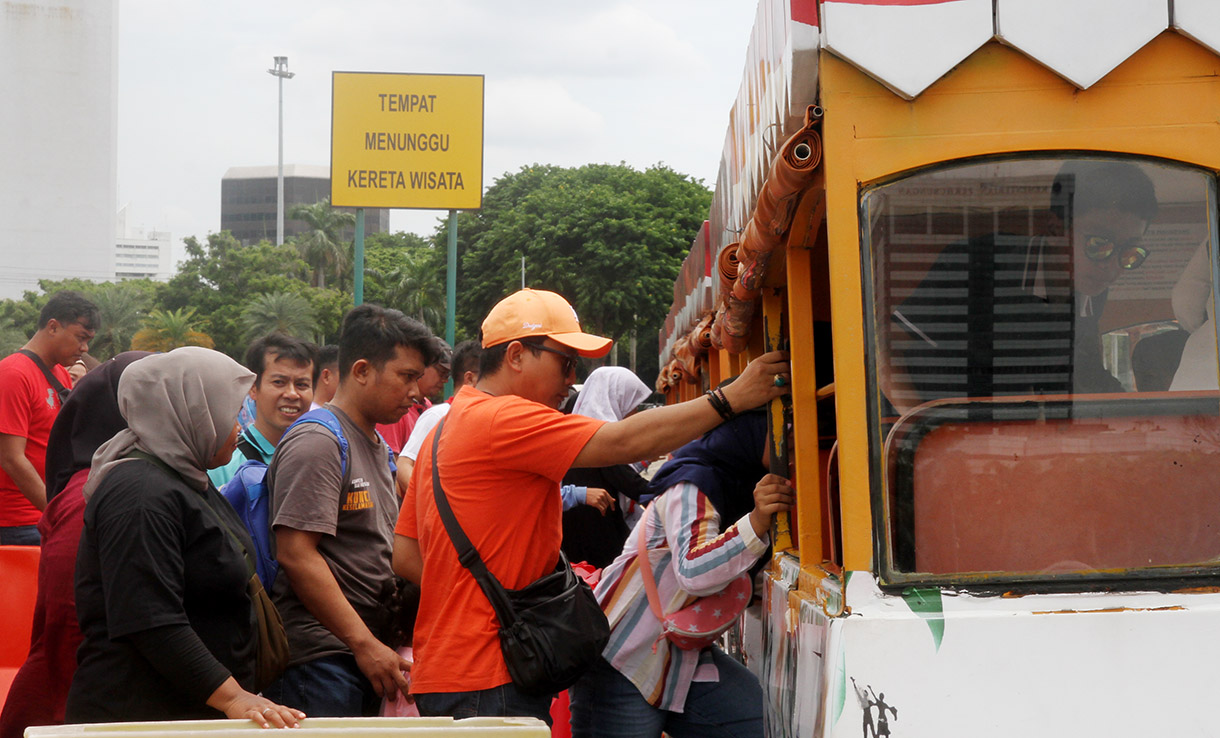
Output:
[
  {"xmin": 17, "ymin": 349, "xmax": 70, "ymax": 403},
  {"xmin": 429, "ymin": 417, "xmax": 518, "ymax": 625},
  {"xmin": 636, "ymin": 503, "xmax": 668, "ymax": 621},
  {"xmin": 235, "ymin": 431, "xmax": 261, "ymax": 464}
]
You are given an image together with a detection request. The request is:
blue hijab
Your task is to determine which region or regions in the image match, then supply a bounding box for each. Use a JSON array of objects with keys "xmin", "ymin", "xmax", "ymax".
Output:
[{"xmin": 645, "ymin": 411, "xmax": 768, "ymax": 525}]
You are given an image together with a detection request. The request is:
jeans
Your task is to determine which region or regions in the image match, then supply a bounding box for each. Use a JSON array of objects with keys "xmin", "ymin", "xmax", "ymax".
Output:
[
  {"xmin": 262, "ymin": 654, "xmax": 378, "ymax": 717},
  {"xmin": 0, "ymin": 525, "xmax": 40, "ymax": 545},
  {"xmin": 415, "ymin": 683, "xmax": 554, "ymax": 726},
  {"xmin": 569, "ymin": 650, "xmax": 764, "ymax": 738}
]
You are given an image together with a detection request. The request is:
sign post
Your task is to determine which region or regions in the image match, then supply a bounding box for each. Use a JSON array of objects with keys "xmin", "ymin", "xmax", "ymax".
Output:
[
  {"xmin": 353, "ymin": 208, "xmax": 365, "ymax": 305},
  {"xmin": 330, "ymin": 71, "xmax": 484, "ymax": 317},
  {"xmin": 446, "ymin": 210, "xmax": 457, "ymax": 348}
]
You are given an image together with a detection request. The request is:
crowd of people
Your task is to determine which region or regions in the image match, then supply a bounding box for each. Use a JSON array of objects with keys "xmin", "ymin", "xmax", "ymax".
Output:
[{"xmin": 0, "ymin": 286, "xmax": 793, "ymax": 738}]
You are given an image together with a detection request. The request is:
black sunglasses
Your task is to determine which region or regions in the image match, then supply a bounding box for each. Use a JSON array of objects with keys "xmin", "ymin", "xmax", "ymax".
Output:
[{"xmin": 528, "ymin": 343, "xmax": 580, "ymax": 375}]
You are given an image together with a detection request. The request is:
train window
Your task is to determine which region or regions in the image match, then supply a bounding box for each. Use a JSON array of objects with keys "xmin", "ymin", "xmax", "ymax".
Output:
[{"xmin": 862, "ymin": 155, "xmax": 1220, "ymax": 583}]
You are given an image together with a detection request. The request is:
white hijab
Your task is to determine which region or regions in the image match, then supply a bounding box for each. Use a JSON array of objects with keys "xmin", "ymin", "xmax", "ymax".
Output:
[
  {"xmin": 572, "ymin": 366, "xmax": 650, "ymax": 422},
  {"xmin": 84, "ymin": 347, "xmax": 255, "ymax": 498}
]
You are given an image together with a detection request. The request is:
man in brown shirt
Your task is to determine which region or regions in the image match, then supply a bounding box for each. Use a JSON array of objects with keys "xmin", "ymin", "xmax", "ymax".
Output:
[{"xmin": 264, "ymin": 304, "xmax": 439, "ymax": 716}]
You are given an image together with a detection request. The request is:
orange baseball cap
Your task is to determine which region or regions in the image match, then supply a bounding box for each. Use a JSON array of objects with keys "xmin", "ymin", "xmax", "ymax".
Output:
[{"xmin": 481, "ymin": 289, "xmax": 612, "ymax": 358}]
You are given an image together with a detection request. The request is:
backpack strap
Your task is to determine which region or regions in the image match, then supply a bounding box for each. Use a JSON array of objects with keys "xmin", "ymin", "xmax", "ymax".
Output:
[
  {"xmin": 374, "ymin": 430, "xmax": 398, "ymax": 475},
  {"xmin": 282, "ymin": 408, "xmax": 398, "ymax": 493},
  {"xmin": 17, "ymin": 349, "xmax": 70, "ymax": 404},
  {"xmin": 286, "ymin": 408, "xmax": 353, "ymax": 491}
]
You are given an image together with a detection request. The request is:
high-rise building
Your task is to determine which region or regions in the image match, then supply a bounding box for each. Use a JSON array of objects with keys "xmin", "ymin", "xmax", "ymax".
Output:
[
  {"xmin": 0, "ymin": 0, "xmax": 118, "ymax": 300},
  {"xmin": 220, "ymin": 165, "xmax": 389, "ymax": 246},
  {"xmin": 115, "ymin": 205, "xmax": 173, "ymax": 281}
]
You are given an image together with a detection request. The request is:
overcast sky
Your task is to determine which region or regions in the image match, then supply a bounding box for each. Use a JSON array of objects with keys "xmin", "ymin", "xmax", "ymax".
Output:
[{"xmin": 117, "ymin": 0, "xmax": 760, "ymax": 249}]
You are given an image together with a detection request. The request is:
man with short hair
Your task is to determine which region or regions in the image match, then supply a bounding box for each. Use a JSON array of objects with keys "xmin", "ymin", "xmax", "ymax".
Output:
[
  {"xmin": 377, "ymin": 337, "xmax": 451, "ymax": 454},
  {"xmin": 264, "ymin": 304, "xmax": 440, "ymax": 717},
  {"xmin": 0, "ymin": 291, "xmax": 99, "ymax": 544},
  {"xmin": 207, "ymin": 333, "xmax": 316, "ymax": 489},
  {"xmin": 393, "ymin": 288, "xmax": 789, "ymax": 722},
  {"xmin": 311, "ymin": 345, "xmax": 340, "ymax": 410}
]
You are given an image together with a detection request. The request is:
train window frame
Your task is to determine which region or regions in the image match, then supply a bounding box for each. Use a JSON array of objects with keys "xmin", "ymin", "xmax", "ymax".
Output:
[{"xmin": 858, "ymin": 152, "xmax": 1220, "ymax": 592}]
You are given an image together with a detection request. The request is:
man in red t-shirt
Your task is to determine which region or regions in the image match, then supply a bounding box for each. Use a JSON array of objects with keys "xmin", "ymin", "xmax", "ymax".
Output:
[
  {"xmin": 0, "ymin": 291, "xmax": 99, "ymax": 545},
  {"xmin": 393, "ymin": 289, "xmax": 791, "ymax": 723}
]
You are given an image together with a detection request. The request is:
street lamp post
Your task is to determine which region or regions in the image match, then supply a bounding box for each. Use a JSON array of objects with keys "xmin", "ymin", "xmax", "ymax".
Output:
[{"xmin": 267, "ymin": 56, "xmax": 294, "ymax": 246}]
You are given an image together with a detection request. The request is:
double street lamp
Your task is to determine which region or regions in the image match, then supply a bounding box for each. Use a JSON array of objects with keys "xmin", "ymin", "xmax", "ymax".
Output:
[{"xmin": 268, "ymin": 56, "xmax": 295, "ymax": 246}]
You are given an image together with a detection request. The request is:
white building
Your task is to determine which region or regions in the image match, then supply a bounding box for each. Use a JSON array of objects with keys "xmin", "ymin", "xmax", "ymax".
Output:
[
  {"xmin": 0, "ymin": 0, "xmax": 118, "ymax": 299},
  {"xmin": 115, "ymin": 206, "xmax": 173, "ymax": 281}
]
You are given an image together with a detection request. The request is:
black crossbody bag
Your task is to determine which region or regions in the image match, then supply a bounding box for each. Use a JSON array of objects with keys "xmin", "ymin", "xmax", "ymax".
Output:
[{"xmin": 429, "ymin": 416, "xmax": 609, "ymax": 696}]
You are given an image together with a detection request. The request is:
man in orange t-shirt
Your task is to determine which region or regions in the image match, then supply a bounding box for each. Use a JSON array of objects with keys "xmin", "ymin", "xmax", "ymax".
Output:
[{"xmin": 394, "ymin": 289, "xmax": 792, "ymax": 724}]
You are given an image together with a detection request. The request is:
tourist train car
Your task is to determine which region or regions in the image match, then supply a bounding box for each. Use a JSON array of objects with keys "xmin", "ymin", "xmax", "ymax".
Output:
[{"xmin": 656, "ymin": 2, "xmax": 1220, "ymax": 735}]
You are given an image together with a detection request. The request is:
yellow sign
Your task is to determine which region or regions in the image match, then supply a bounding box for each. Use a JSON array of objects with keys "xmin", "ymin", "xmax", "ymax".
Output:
[{"xmin": 330, "ymin": 72, "xmax": 484, "ymax": 209}]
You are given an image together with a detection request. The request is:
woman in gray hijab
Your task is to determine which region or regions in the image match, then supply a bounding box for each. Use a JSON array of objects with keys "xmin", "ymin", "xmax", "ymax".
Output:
[{"xmin": 65, "ymin": 347, "xmax": 304, "ymax": 728}]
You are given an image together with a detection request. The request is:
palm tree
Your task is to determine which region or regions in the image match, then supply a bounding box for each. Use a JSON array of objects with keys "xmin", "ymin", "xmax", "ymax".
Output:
[
  {"xmin": 289, "ymin": 199, "xmax": 356, "ymax": 290},
  {"xmin": 384, "ymin": 250, "xmax": 446, "ymax": 333},
  {"xmin": 240, "ymin": 291, "xmax": 318, "ymax": 341},
  {"xmin": 88, "ymin": 282, "xmax": 148, "ymax": 359},
  {"xmin": 131, "ymin": 307, "xmax": 214, "ymax": 352}
]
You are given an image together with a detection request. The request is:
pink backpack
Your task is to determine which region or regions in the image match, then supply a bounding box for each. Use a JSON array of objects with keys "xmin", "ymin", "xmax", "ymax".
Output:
[{"xmin": 637, "ymin": 505, "xmax": 751, "ymax": 651}]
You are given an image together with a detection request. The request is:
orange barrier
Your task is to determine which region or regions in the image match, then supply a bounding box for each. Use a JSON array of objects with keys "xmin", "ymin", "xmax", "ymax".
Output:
[{"xmin": 0, "ymin": 545, "xmax": 41, "ymax": 708}]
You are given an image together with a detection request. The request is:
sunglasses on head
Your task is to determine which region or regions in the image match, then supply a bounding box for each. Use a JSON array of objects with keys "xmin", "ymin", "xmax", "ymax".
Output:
[
  {"xmin": 529, "ymin": 343, "xmax": 580, "ymax": 375},
  {"xmin": 1083, "ymin": 235, "xmax": 1148, "ymax": 270}
]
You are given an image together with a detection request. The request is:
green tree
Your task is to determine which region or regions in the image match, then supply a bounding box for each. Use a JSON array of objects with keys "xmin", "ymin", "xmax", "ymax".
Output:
[
  {"xmin": 0, "ymin": 277, "xmax": 159, "ymax": 360},
  {"xmin": 131, "ymin": 307, "xmax": 214, "ymax": 352},
  {"xmin": 88, "ymin": 281, "xmax": 153, "ymax": 359},
  {"xmin": 0, "ymin": 297, "xmax": 39, "ymax": 349},
  {"xmin": 362, "ymin": 231, "xmax": 446, "ymax": 334},
  {"xmin": 303, "ymin": 288, "xmax": 350, "ymax": 346},
  {"xmin": 453, "ymin": 163, "xmax": 711, "ymax": 381},
  {"xmin": 240, "ymin": 291, "xmax": 319, "ymax": 341},
  {"xmin": 384, "ymin": 252, "xmax": 446, "ymax": 333},
  {"xmin": 157, "ymin": 232, "xmax": 315, "ymax": 357},
  {"xmin": 363, "ymin": 230, "xmax": 431, "ymax": 276},
  {"xmin": 289, "ymin": 199, "xmax": 356, "ymax": 290},
  {"xmin": 0, "ymin": 278, "xmax": 105, "ymax": 343}
]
